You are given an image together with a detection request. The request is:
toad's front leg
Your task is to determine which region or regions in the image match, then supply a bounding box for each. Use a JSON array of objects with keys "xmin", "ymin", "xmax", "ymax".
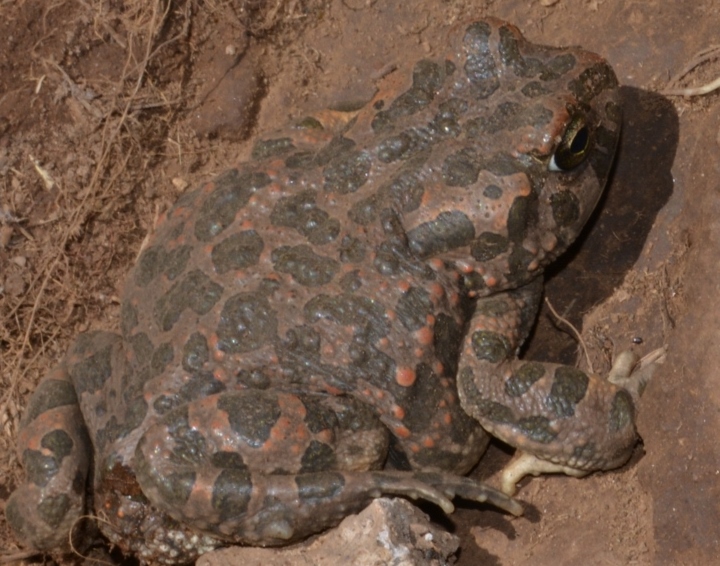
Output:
[{"xmin": 457, "ymin": 280, "xmax": 645, "ymax": 495}]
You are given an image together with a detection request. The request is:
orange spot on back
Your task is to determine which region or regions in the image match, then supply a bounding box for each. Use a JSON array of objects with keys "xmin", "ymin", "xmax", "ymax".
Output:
[
  {"xmin": 422, "ymin": 436, "xmax": 435, "ymax": 448},
  {"xmin": 296, "ymin": 421, "xmax": 311, "ymax": 437},
  {"xmin": 208, "ymin": 414, "xmax": 227, "ymax": 434},
  {"xmin": 414, "ymin": 326, "xmax": 434, "ymax": 346},
  {"xmin": 169, "ymin": 233, "xmax": 186, "ymax": 247},
  {"xmin": 395, "ymin": 425, "xmax": 411, "ymax": 439},
  {"xmin": 391, "ymin": 404, "xmax": 405, "ymax": 419},
  {"xmin": 209, "ymin": 334, "xmax": 225, "ymax": 361},
  {"xmin": 324, "ymin": 385, "xmax": 344, "ymax": 396},
  {"xmin": 317, "ymin": 430, "xmax": 333, "ymax": 443},
  {"xmin": 430, "ymin": 283, "xmax": 445, "ymax": 300},
  {"xmin": 396, "ymin": 366, "xmax": 417, "ymax": 387},
  {"xmin": 457, "ymin": 261, "xmax": 473, "ymax": 274}
]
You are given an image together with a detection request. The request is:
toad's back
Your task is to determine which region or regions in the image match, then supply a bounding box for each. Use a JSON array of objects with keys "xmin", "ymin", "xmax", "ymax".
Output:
[{"xmin": 120, "ymin": 18, "xmax": 619, "ymax": 406}]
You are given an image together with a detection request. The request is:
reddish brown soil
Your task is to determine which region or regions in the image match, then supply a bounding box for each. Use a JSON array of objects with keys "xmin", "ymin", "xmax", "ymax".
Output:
[{"xmin": 1, "ymin": 1, "xmax": 719, "ymax": 564}]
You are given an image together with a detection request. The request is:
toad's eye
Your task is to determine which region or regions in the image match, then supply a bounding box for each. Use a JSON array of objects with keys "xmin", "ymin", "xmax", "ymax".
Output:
[{"xmin": 549, "ymin": 115, "xmax": 591, "ymax": 172}]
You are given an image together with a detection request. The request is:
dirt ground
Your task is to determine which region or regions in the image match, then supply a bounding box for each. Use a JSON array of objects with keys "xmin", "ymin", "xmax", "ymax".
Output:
[{"xmin": 1, "ymin": 0, "xmax": 719, "ymax": 564}]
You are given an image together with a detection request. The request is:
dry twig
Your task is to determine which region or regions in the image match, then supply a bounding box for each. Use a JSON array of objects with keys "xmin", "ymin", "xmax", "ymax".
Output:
[
  {"xmin": 662, "ymin": 45, "xmax": 720, "ymax": 96},
  {"xmin": 544, "ymin": 297, "xmax": 594, "ymax": 373}
]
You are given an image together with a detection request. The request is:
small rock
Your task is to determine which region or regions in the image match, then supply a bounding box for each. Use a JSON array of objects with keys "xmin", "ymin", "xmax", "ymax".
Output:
[
  {"xmin": 4, "ymin": 271, "xmax": 26, "ymax": 296},
  {"xmin": 197, "ymin": 498, "xmax": 460, "ymax": 566},
  {"xmin": 172, "ymin": 177, "xmax": 189, "ymax": 192}
]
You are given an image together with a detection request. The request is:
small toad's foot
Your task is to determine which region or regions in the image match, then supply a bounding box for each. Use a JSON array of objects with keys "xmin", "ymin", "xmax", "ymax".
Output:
[
  {"xmin": 410, "ymin": 472, "xmax": 524, "ymax": 516},
  {"xmin": 497, "ymin": 347, "xmax": 667, "ymax": 495},
  {"xmin": 608, "ymin": 347, "xmax": 666, "ymax": 401},
  {"xmin": 500, "ymin": 452, "xmax": 590, "ymax": 496}
]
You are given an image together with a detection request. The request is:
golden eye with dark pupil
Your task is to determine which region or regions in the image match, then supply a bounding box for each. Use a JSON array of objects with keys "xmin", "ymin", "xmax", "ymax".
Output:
[{"xmin": 549, "ymin": 115, "xmax": 592, "ymax": 172}]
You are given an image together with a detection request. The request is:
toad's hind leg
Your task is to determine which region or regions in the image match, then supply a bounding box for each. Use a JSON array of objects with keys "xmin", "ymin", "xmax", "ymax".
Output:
[
  {"xmin": 457, "ymin": 281, "xmax": 652, "ymax": 495},
  {"xmin": 134, "ymin": 389, "xmax": 520, "ymax": 546},
  {"xmin": 6, "ymin": 332, "xmax": 122, "ymax": 551}
]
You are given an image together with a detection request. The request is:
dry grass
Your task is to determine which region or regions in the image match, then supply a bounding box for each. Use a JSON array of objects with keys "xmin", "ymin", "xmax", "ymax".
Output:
[
  {"xmin": 0, "ymin": 0, "xmax": 198, "ymax": 558},
  {"xmin": 1, "ymin": 0, "xmax": 186, "ymax": 449}
]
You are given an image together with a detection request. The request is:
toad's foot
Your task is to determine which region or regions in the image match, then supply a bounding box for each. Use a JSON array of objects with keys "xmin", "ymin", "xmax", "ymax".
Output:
[
  {"xmin": 411, "ymin": 472, "xmax": 524, "ymax": 516},
  {"xmin": 498, "ymin": 347, "xmax": 667, "ymax": 495},
  {"xmin": 500, "ymin": 452, "xmax": 590, "ymax": 496},
  {"xmin": 608, "ymin": 347, "xmax": 667, "ymax": 401}
]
